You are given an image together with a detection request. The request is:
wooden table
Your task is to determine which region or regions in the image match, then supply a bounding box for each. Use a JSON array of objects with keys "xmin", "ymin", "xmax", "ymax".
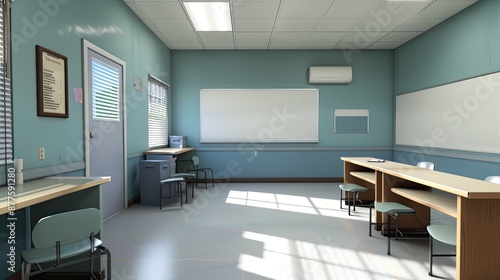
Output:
[
  {"xmin": 0, "ymin": 176, "xmax": 110, "ymax": 215},
  {"xmin": 144, "ymin": 147, "xmax": 195, "ymax": 173},
  {"xmin": 341, "ymin": 157, "xmax": 500, "ymax": 279},
  {"xmin": 143, "ymin": 147, "xmax": 195, "ymax": 156}
]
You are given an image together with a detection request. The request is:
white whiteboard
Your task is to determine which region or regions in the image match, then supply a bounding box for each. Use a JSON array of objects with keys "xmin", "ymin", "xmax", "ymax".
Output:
[
  {"xmin": 200, "ymin": 89, "xmax": 319, "ymax": 143},
  {"xmin": 396, "ymin": 72, "xmax": 500, "ymax": 153}
]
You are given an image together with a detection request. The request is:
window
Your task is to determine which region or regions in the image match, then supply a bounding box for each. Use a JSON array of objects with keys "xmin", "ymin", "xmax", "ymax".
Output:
[
  {"xmin": 148, "ymin": 76, "xmax": 168, "ymax": 148},
  {"xmin": 91, "ymin": 57, "xmax": 121, "ymax": 121},
  {"xmin": 0, "ymin": 0, "xmax": 12, "ymax": 170}
]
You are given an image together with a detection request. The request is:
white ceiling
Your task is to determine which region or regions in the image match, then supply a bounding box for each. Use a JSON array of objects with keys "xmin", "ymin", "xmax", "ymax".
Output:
[{"xmin": 123, "ymin": 0, "xmax": 478, "ymax": 50}]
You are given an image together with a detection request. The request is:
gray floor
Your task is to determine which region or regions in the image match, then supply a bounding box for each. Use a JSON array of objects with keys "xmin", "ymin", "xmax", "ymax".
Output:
[{"xmin": 103, "ymin": 183, "xmax": 456, "ymax": 280}]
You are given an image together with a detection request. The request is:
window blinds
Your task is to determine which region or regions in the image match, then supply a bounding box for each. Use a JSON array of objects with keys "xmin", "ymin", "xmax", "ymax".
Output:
[
  {"xmin": 91, "ymin": 58, "xmax": 121, "ymax": 121},
  {"xmin": 0, "ymin": 0, "xmax": 12, "ymax": 166},
  {"xmin": 148, "ymin": 76, "xmax": 168, "ymax": 148}
]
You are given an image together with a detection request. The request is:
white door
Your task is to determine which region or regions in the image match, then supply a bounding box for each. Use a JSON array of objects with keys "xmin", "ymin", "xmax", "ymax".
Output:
[{"xmin": 83, "ymin": 40, "xmax": 126, "ymax": 220}]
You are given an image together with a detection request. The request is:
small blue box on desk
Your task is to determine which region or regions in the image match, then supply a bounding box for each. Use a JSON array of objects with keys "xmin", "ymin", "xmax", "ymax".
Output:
[{"xmin": 169, "ymin": 136, "xmax": 187, "ymax": 148}]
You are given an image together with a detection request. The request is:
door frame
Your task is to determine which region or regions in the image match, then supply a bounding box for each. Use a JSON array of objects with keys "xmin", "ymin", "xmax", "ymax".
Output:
[{"xmin": 82, "ymin": 39, "xmax": 128, "ymax": 214}]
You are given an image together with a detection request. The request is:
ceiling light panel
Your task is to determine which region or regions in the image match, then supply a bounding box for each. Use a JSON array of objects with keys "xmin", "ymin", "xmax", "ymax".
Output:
[{"xmin": 183, "ymin": 2, "xmax": 232, "ymax": 31}]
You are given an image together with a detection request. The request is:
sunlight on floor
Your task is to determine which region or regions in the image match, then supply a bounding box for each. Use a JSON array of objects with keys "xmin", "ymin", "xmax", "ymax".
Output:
[
  {"xmin": 225, "ymin": 190, "xmax": 368, "ymax": 220},
  {"xmin": 237, "ymin": 230, "xmax": 416, "ymax": 280}
]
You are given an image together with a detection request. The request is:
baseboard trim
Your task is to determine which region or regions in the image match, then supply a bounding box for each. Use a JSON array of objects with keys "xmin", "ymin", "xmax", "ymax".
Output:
[{"xmin": 128, "ymin": 195, "xmax": 140, "ymax": 207}]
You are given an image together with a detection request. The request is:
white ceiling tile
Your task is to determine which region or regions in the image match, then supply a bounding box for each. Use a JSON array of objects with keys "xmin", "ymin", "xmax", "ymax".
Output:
[
  {"xmin": 335, "ymin": 41, "xmax": 372, "ymax": 49},
  {"xmin": 380, "ymin": 31, "xmax": 422, "ymax": 42},
  {"xmin": 315, "ymin": 19, "xmax": 361, "ymax": 32},
  {"xmin": 150, "ymin": 19, "xmax": 194, "ymax": 32},
  {"xmin": 232, "ymin": 2, "xmax": 280, "ymax": 19},
  {"xmin": 342, "ymin": 31, "xmax": 388, "ymax": 44},
  {"xmin": 236, "ymin": 42, "xmax": 270, "ymax": 50},
  {"xmin": 235, "ymin": 32, "xmax": 272, "ymax": 43},
  {"xmin": 324, "ymin": 2, "xmax": 380, "ymax": 19},
  {"xmin": 275, "ymin": 19, "xmax": 318, "ymax": 32},
  {"xmin": 415, "ymin": 2, "xmax": 477, "ymax": 19},
  {"xmin": 199, "ymin": 32, "xmax": 234, "ymax": 43},
  {"xmin": 368, "ymin": 41, "xmax": 405, "ymax": 49},
  {"xmin": 279, "ymin": 1, "xmax": 332, "ymax": 19},
  {"xmin": 354, "ymin": 1, "xmax": 431, "ymax": 32},
  {"xmin": 395, "ymin": 18, "xmax": 445, "ymax": 32},
  {"xmin": 161, "ymin": 32, "xmax": 199, "ymax": 43},
  {"xmin": 123, "ymin": 0, "xmax": 479, "ymax": 50},
  {"xmin": 308, "ymin": 32, "xmax": 347, "ymax": 43},
  {"xmin": 234, "ymin": 20, "xmax": 275, "ymax": 32},
  {"xmin": 271, "ymin": 32, "xmax": 310, "ymax": 42}
]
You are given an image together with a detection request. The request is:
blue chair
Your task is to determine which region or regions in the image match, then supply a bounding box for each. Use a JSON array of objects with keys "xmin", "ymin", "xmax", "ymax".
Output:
[
  {"xmin": 427, "ymin": 175, "xmax": 500, "ymax": 277},
  {"xmin": 160, "ymin": 177, "xmax": 188, "ymax": 208},
  {"xmin": 21, "ymin": 208, "xmax": 111, "ymax": 280},
  {"xmin": 178, "ymin": 156, "xmax": 214, "ymax": 189},
  {"xmin": 369, "ymin": 161, "xmax": 435, "ymax": 255}
]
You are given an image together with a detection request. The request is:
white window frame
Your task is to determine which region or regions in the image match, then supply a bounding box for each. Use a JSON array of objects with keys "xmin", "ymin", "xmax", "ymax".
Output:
[{"xmin": 148, "ymin": 75, "xmax": 169, "ymax": 148}]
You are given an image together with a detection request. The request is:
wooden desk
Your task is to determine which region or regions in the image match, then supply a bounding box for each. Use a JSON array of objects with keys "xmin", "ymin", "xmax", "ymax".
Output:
[
  {"xmin": 342, "ymin": 157, "xmax": 500, "ymax": 279},
  {"xmin": 342, "ymin": 157, "xmax": 421, "ymax": 223},
  {"xmin": 144, "ymin": 147, "xmax": 195, "ymax": 156},
  {"xmin": 0, "ymin": 176, "xmax": 110, "ymax": 215},
  {"xmin": 144, "ymin": 147, "xmax": 195, "ymax": 173}
]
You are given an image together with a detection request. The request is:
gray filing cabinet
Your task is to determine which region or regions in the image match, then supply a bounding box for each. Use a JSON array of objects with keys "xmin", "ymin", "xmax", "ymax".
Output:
[{"xmin": 139, "ymin": 160, "xmax": 170, "ymax": 206}]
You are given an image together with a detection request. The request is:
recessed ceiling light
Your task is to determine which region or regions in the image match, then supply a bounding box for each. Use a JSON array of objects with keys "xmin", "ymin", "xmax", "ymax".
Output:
[{"xmin": 183, "ymin": 2, "xmax": 232, "ymax": 32}]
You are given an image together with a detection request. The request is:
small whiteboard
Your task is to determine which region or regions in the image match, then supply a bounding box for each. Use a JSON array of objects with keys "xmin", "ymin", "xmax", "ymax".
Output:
[
  {"xmin": 200, "ymin": 89, "xmax": 319, "ymax": 143},
  {"xmin": 334, "ymin": 109, "xmax": 369, "ymax": 133}
]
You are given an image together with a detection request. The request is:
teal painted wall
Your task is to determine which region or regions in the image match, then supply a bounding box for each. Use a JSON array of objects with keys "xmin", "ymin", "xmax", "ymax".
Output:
[
  {"xmin": 393, "ymin": 0, "xmax": 500, "ymax": 177},
  {"xmin": 394, "ymin": 0, "xmax": 500, "ymax": 95},
  {"xmin": 10, "ymin": 0, "xmax": 171, "ymax": 198},
  {"xmin": 2, "ymin": 1, "xmax": 171, "ymax": 277},
  {"xmin": 171, "ymin": 50, "xmax": 394, "ymax": 178}
]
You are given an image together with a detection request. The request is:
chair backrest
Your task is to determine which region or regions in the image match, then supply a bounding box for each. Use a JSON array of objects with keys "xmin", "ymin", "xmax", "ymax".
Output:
[
  {"xmin": 192, "ymin": 156, "xmax": 200, "ymax": 168},
  {"xmin": 31, "ymin": 208, "xmax": 102, "ymax": 248},
  {"xmin": 417, "ymin": 161, "xmax": 435, "ymax": 170},
  {"xmin": 485, "ymin": 176, "xmax": 500, "ymax": 184}
]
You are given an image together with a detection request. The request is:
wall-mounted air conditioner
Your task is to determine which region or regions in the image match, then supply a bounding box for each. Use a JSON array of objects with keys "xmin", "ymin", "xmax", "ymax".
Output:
[{"xmin": 309, "ymin": 66, "xmax": 352, "ymax": 84}]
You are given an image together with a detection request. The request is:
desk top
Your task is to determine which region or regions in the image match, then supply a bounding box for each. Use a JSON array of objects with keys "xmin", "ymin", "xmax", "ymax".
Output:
[
  {"xmin": 342, "ymin": 157, "xmax": 500, "ymax": 199},
  {"xmin": 0, "ymin": 176, "xmax": 110, "ymax": 215},
  {"xmin": 144, "ymin": 147, "xmax": 195, "ymax": 155},
  {"xmin": 341, "ymin": 157, "xmax": 421, "ymax": 171},
  {"xmin": 382, "ymin": 168, "xmax": 500, "ymax": 199}
]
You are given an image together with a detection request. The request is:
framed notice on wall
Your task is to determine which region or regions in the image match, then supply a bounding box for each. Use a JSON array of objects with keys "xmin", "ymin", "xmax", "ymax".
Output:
[{"xmin": 36, "ymin": 45, "xmax": 68, "ymax": 118}]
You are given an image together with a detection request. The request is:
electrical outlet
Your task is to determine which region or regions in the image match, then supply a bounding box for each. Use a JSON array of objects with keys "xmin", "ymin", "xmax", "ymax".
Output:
[
  {"xmin": 39, "ymin": 147, "xmax": 45, "ymax": 160},
  {"xmin": 254, "ymin": 150, "xmax": 258, "ymax": 157}
]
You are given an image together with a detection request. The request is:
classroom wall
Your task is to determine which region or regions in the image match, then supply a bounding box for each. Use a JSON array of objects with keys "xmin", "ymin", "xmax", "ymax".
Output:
[
  {"xmin": 393, "ymin": 0, "xmax": 500, "ymax": 178},
  {"xmin": 1, "ymin": 1, "xmax": 171, "ymax": 277},
  {"xmin": 171, "ymin": 50, "xmax": 394, "ymax": 179},
  {"xmin": 10, "ymin": 0, "xmax": 171, "ymax": 199}
]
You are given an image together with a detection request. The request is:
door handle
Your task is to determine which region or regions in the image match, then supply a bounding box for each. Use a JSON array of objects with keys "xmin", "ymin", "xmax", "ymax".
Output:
[{"xmin": 90, "ymin": 131, "xmax": 96, "ymax": 138}]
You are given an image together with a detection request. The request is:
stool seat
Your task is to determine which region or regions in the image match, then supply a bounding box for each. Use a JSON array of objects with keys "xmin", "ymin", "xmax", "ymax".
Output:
[
  {"xmin": 339, "ymin": 183, "xmax": 369, "ymax": 192},
  {"xmin": 370, "ymin": 202, "xmax": 415, "ymax": 255},
  {"xmin": 427, "ymin": 224, "xmax": 456, "ymax": 246},
  {"xmin": 375, "ymin": 202, "xmax": 415, "ymax": 215},
  {"xmin": 339, "ymin": 183, "xmax": 369, "ymax": 215}
]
